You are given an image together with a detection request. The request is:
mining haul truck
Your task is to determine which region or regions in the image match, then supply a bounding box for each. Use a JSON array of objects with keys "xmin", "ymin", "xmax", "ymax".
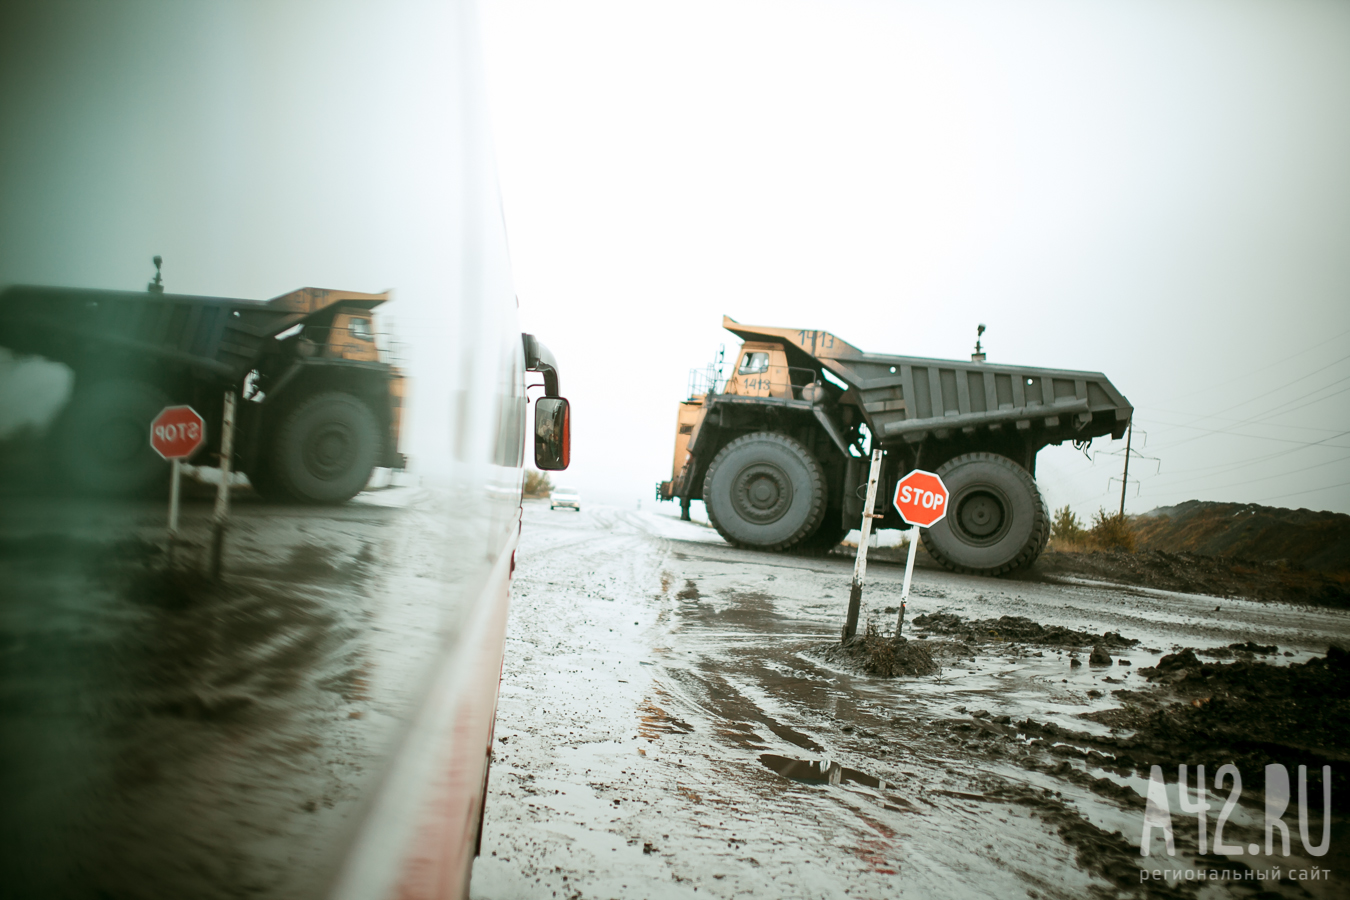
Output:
[
  {"xmin": 0, "ymin": 282, "xmax": 406, "ymax": 503},
  {"xmin": 657, "ymin": 317, "xmax": 1132, "ymax": 575}
]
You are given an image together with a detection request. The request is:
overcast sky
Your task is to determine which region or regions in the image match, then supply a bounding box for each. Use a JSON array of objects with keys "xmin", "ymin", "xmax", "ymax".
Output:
[{"xmin": 479, "ymin": 0, "xmax": 1350, "ymax": 519}]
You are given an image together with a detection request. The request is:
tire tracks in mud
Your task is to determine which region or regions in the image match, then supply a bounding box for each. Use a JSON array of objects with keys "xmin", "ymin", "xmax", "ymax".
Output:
[{"xmin": 476, "ymin": 505, "xmax": 1348, "ymax": 900}]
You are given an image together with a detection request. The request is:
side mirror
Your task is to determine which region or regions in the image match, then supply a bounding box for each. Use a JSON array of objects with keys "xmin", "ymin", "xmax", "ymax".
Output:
[{"xmin": 534, "ymin": 397, "xmax": 570, "ymax": 470}]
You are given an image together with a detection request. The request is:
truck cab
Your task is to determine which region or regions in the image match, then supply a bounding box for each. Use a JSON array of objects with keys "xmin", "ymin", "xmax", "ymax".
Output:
[{"xmin": 722, "ymin": 342, "xmax": 792, "ymax": 399}]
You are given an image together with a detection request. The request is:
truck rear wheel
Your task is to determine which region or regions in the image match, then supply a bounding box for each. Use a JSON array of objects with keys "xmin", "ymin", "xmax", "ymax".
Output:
[
  {"xmin": 921, "ymin": 452, "xmax": 1048, "ymax": 576},
  {"xmin": 50, "ymin": 379, "xmax": 170, "ymax": 495},
  {"xmin": 270, "ymin": 392, "xmax": 381, "ymax": 503},
  {"xmin": 702, "ymin": 432, "xmax": 825, "ymax": 551}
]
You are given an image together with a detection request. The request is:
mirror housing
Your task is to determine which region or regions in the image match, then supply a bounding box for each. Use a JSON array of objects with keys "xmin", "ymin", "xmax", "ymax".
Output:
[
  {"xmin": 534, "ymin": 397, "xmax": 570, "ymax": 470},
  {"xmin": 522, "ymin": 333, "xmax": 560, "ymax": 397}
]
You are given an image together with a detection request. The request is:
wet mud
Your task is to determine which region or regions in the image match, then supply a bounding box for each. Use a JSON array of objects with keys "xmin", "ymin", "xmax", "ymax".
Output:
[
  {"xmin": 1077, "ymin": 646, "xmax": 1350, "ymax": 804},
  {"xmin": 911, "ymin": 611, "xmax": 1140, "ymax": 650},
  {"xmin": 0, "ymin": 490, "xmax": 497, "ymax": 899},
  {"xmin": 474, "ymin": 505, "xmax": 1350, "ymax": 899}
]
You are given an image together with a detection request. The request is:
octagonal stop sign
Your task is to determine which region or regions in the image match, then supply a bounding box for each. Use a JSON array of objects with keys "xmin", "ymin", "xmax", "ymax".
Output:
[
  {"xmin": 893, "ymin": 469, "xmax": 949, "ymax": 528},
  {"xmin": 150, "ymin": 405, "xmax": 206, "ymax": 460}
]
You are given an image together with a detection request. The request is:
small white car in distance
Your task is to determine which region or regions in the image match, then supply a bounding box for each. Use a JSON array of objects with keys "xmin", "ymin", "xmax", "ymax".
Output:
[{"xmin": 549, "ymin": 487, "xmax": 581, "ymax": 511}]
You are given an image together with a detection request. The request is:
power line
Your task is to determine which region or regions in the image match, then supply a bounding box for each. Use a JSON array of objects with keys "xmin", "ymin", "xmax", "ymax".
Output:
[
  {"xmin": 1135, "ymin": 405, "xmax": 1348, "ymax": 438},
  {"xmin": 1141, "ymin": 429, "xmax": 1350, "ymax": 487},
  {"xmin": 1056, "ymin": 428, "xmax": 1350, "ymax": 509},
  {"xmin": 1146, "ymin": 354, "xmax": 1350, "ymax": 440},
  {"xmin": 1132, "ymin": 418, "xmax": 1350, "ymax": 448},
  {"xmin": 1246, "ymin": 381, "xmax": 1350, "ymax": 424},
  {"xmin": 1160, "ymin": 451, "xmax": 1350, "ymax": 496},
  {"xmin": 1146, "ymin": 325, "xmax": 1350, "ymax": 407},
  {"xmin": 1151, "ymin": 373, "xmax": 1350, "ymax": 454},
  {"xmin": 1253, "ymin": 480, "xmax": 1350, "ymax": 504}
]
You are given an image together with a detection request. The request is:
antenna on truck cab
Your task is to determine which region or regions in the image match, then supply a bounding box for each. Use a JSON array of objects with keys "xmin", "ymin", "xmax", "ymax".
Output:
[
  {"xmin": 972, "ymin": 323, "xmax": 986, "ymax": 362},
  {"xmin": 147, "ymin": 255, "xmax": 164, "ymax": 294}
]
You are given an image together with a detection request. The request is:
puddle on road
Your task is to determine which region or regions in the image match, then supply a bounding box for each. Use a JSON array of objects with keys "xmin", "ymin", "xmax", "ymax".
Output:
[
  {"xmin": 759, "ymin": 753, "xmax": 885, "ymax": 788},
  {"xmin": 758, "ymin": 754, "xmax": 922, "ymax": 819}
]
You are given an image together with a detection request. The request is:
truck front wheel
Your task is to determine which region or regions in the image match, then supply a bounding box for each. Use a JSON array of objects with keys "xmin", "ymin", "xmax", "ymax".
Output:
[
  {"xmin": 702, "ymin": 432, "xmax": 826, "ymax": 551},
  {"xmin": 270, "ymin": 392, "xmax": 381, "ymax": 503},
  {"xmin": 921, "ymin": 452, "xmax": 1048, "ymax": 576}
]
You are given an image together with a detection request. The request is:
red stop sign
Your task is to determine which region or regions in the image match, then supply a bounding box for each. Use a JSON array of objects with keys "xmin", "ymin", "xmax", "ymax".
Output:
[
  {"xmin": 150, "ymin": 405, "xmax": 206, "ymax": 460},
  {"xmin": 893, "ymin": 469, "xmax": 950, "ymax": 528}
]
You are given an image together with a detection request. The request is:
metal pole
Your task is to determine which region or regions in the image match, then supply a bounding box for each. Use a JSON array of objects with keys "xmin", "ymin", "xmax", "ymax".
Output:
[
  {"xmin": 210, "ymin": 390, "xmax": 237, "ymax": 580},
  {"xmin": 167, "ymin": 457, "xmax": 182, "ymax": 565},
  {"xmin": 168, "ymin": 458, "xmax": 181, "ymax": 536},
  {"xmin": 1119, "ymin": 420, "xmax": 1132, "ymax": 517},
  {"xmin": 895, "ymin": 526, "xmax": 920, "ymax": 637},
  {"xmin": 843, "ymin": 448, "xmax": 884, "ymax": 641}
]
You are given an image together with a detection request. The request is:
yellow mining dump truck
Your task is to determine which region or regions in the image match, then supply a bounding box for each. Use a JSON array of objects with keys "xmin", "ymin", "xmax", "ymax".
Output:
[
  {"xmin": 0, "ymin": 280, "xmax": 405, "ymax": 502},
  {"xmin": 658, "ymin": 317, "xmax": 1132, "ymax": 575}
]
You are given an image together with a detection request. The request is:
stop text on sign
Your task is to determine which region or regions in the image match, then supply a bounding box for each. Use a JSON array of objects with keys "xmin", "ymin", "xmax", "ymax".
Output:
[
  {"xmin": 154, "ymin": 422, "xmax": 201, "ymax": 444},
  {"xmin": 150, "ymin": 405, "xmax": 207, "ymax": 461},
  {"xmin": 892, "ymin": 469, "xmax": 950, "ymax": 528},
  {"xmin": 897, "ymin": 485, "xmax": 944, "ymax": 512}
]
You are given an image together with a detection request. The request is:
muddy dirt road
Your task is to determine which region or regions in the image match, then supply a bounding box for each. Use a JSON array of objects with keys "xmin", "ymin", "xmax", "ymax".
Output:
[{"xmin": 470, "ymin": 503, "xmax": 1349, "ymax": 900}]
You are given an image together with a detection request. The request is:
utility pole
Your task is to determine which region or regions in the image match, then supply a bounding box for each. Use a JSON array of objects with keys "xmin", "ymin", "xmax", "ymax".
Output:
[{"xmin": 1119, "ymin": 420, "xmax": 1132, "ymax": 517}]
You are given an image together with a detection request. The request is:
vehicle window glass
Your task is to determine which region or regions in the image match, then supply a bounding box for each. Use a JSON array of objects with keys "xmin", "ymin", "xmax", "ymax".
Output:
[
  {"xmin": 739, "ymin": 352, "xmax": 769, "ymax": 375},
  {"xmin": 348, "ymin": 316, "xmax": 374, "ymax": 341}
]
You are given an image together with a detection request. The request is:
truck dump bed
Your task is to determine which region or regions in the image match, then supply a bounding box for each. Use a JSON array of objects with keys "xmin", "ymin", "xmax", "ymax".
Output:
[
  {"xmin": 0, "ymin": 285, "xmax": 388, "ymax": 382},
  {"xmin": 723, "ymin": 317, "xmax": 1131, "ymax": 447}
]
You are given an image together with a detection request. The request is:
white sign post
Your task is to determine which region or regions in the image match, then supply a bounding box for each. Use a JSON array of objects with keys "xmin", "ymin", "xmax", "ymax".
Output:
[
  {"xmin": 891, "ymin": 470, "xmax": 950, "ymax": 636},
  {"xmin": 210, "ymin": 390, "xmax": 237, "ymax": 580},
  {"xmin": 842, "ymin": 448, "xmax": 884, "ymax": 641}
]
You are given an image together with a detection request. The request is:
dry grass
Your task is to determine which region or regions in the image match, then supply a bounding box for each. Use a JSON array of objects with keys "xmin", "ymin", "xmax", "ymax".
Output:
[
  {"xmin": 522, "ymin": 469, "xmax": 554, "ymax": 498},
  {"xmin": 1048, "ymin": 505, "xmax": 1137, "ymax": 553},
  {"xmin": 1088, "ymin": 508, "xmax": 1137, "ymax": 552}
]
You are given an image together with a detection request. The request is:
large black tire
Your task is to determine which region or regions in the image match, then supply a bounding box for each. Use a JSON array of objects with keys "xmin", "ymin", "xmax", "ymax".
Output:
[
  {"xmin": 921, "ymin": 452, "xmax": 1048, "ymax": 576},
  {"xmin": 50, "ymin": 379, "xmax": 171, "ymax": 495},
  {"xmin": 269, "ymin": 392, "xmax": 381, "ymax": 503},
  {"xmin": 791, "ymin": 519, "xmax": 849, "ymax": 556},
  {"xmin": 243, "ymin": 458, "xmax": 289, "ymax": 502},
  {"xmin": 702, "ymin": 432, "xmax": 826, "ymax": 551}
]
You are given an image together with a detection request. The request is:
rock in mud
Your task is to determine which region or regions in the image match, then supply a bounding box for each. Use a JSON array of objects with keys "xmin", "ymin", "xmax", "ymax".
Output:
[
  {"xmin": 1088, "ymin": 644, "xmax": 1112, "ymax": 666},
  {"xmin": 1138, "ymin": 648, "xmax": 1200, "ymax": 682}
]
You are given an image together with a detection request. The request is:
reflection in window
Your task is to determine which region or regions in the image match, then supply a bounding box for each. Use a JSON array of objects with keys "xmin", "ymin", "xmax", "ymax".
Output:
[{"xmin": 739, "ymin": 352, "xmax": 769, "ymax": 374}]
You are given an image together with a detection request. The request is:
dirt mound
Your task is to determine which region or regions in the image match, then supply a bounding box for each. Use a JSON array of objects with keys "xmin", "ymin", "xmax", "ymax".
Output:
[
  {"xmin": 1069, "ymin": 646, "xmax": 1350, "ymax": 809},
  {"xmin": 1032, "ymin": 546, "xmax": 1349, "ymax": 607},
  {"xmin": 816, "ymin": 625, "xmax": 939, "ymax": 678},
  {"xmin": 1133, "ymin": 499, "xmax": 1350, "ymax": 573},
  {"xmin": 910, "ymin": 612, "xmax": 1137, "ymax": 649}
]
